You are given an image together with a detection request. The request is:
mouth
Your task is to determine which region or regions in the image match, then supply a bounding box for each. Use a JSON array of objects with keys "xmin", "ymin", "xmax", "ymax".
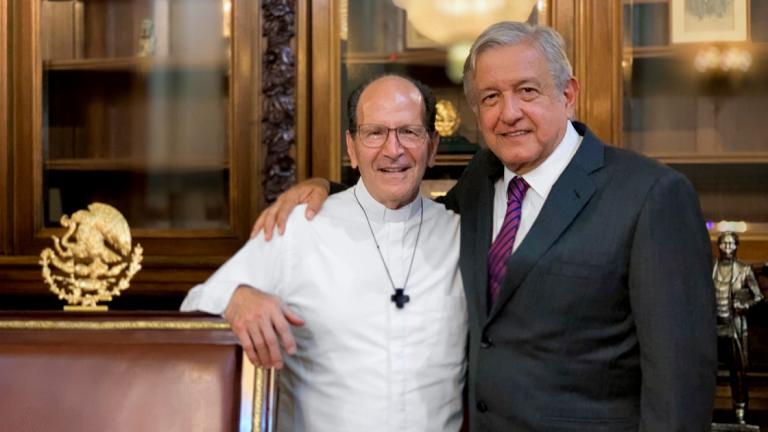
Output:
[
  {"xmin": 378, "ymin": 166, "xmax": 410, "ymax": 173},
  {"xmin": 499, "ymin": 130, "xmax": 531, "ymax": 138}
]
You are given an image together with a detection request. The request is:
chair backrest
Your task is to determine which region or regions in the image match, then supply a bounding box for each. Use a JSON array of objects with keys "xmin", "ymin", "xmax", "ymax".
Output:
[{"xmin": 0, "ymin": 312, "xmax": 277, "ymax": 432}]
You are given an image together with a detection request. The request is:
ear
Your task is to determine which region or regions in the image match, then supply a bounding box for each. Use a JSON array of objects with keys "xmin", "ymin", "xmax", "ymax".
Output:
[
  {"xmin": 345, "ymin": 131, "xmax": 359, "ymax": 169},
  {"xmin": 427, "ymin": 132, "xmax": 440, "ymax": 168},
  {"xmin": 562, "ymin": 77, "xmax": 580, "ymax": 119}
]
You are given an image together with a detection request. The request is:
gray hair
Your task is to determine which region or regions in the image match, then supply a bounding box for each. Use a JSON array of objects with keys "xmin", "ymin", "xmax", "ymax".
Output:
[{"xmin": 462, "ymin": 21, "xmax": 573, "ymax": 104}]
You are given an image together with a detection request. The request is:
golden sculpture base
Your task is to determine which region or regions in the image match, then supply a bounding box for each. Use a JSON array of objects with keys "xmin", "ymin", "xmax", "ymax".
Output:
[{"xmin": 64, "ymin": 305, "xmax": 109, "ymax": 312}]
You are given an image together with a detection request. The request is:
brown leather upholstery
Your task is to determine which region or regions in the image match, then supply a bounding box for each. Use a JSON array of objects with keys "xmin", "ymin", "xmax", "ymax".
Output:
[{"xmin": 0, "ymin": 313, "xmax": 246, "ymax": 432}]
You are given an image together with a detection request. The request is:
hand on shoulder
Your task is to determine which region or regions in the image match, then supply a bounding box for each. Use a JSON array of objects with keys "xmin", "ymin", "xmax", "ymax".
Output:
[{"xmin": 250, "ymin": 178, "xmax": 332, "ymax": 240}]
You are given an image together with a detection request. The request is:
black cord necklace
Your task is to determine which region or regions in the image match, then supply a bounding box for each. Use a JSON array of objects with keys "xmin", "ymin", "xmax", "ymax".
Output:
[{"xmin": 353, "ymin": 187, "xmax": 423, "ymax": 309}]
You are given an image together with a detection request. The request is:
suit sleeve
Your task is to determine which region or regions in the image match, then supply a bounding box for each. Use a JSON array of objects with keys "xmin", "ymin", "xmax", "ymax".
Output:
[
  {"xmin": 628, "ymin": 171, "xmax": 717, "ymax": 431},
  {"xmin": 440, "ymin": 182, "xmax": 460, "ymax": 213},
  {"xmin": 329, "ymin": 181, "xmax": 349, "ymax": 195},
  {"xmin": 440, "ymin": 149, "xmax": 490, "ymax": 214}
]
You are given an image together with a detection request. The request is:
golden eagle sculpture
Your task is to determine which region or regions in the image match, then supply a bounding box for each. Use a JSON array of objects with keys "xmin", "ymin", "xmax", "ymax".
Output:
[{"xmin": 40, "ymin": 203, "xmax": 143, "ymax": 310}]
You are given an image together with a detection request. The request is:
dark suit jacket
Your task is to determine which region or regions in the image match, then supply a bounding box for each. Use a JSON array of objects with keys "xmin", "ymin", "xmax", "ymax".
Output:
[{"xmin": 442, "ymin": 122, "xmax": 717, "ymax": 431}]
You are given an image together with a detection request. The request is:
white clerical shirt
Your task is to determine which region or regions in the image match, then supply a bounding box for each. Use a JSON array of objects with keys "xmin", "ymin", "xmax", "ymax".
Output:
[
  {"xmin": 492, "ymin": 120, "xmax": 583, "ymax": 249},
  {"xmin": 181, "ymin": 179, "xmax": 467, "ymax": 432}
]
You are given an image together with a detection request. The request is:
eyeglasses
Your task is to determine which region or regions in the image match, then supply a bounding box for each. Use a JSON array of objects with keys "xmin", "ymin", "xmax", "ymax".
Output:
[{"xmin": 355, "ymin": 124, "xmax": 430, "ymax": 149}]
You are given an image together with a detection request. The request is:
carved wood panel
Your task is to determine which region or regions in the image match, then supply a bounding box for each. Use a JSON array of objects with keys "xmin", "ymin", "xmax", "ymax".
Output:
[{"xmin": 262, "ymin": 0, "xmax": 297, "ymax": 202}]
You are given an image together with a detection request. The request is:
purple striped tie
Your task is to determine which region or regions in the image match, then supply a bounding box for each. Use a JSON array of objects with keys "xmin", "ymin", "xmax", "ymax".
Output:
[{"xmin": 488, "ymin": 176, "xmax": 529, "ymax": 306}]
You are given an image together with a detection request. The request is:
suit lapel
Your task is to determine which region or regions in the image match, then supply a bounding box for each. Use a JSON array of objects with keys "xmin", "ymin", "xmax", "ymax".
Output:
[
  {"xmin": 467, "ymin": 151, "xmax": 503, "ymax": 319},
  {"xmin": 486, "ymin": 124, "xmax": 605, "ymax": 323}
]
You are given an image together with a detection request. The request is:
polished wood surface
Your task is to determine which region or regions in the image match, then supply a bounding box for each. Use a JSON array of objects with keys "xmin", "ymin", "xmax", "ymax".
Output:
[
  {"xmin": 0, "ymin": 312, "xmax": 276, "ymax": 432},
  {"xmin": 295, "ymin": 0, "xmax": 309, "ymax": 182},
  {"xmin": 0, "ymin": 0, "xmax": 8, "ymax": 255},
  {"xmin": 310, "ymin": 0, "xmax": 342, "ymax": 182},
  {"xmin": 577, "ymin": 0, "xmax": 623, "ymax": 145}
]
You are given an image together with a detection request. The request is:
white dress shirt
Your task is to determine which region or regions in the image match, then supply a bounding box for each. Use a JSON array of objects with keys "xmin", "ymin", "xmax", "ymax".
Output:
[
  {"xmin": 492, "ymin": 120, "xmax": 583, "ymax": 249},
  {"xmin": 181, "ymin": 179, "xmax": 467, "ymax": 432}
]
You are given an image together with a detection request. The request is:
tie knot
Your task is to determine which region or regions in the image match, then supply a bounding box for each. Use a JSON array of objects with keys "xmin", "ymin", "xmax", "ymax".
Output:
[{"xmin": 507, "ymin": 176, "xmax": 529, "ymax": 203}]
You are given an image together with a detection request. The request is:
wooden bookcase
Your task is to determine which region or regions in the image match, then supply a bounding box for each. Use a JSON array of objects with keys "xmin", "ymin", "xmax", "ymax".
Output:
[
  {"xmin": 1, "ymin": 0, "xmax": 265, "ymax": 308},
  {"xmin": 623, "ymin": 0, "xmax": 768, "ymax": 258}
]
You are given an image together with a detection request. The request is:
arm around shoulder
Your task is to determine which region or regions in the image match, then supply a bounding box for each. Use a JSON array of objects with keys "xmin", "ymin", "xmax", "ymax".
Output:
[{"xmin": 251, "ymin": 177, "xmax": 335, "ymax": 239}]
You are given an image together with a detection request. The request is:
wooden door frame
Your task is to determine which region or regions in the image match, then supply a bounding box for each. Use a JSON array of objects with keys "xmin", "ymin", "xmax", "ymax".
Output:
[
  {"xmin": 308, "ymin": 0, "xmax": 341, "ymax": 182},
  {"xmin": 0, "ymin": 0, "xmax": 9, "ymax": 255},
  {"xmin": 550, "ymin": 0, "xmax": 622, "ymax": 146}
]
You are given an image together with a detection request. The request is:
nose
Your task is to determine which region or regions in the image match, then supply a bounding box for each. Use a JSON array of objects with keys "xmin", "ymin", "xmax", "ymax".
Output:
[
  {"xmin": 499, "ymin": 93, "xmax": 523, "ymax": 124},
  {"xmin": 381, "ymin": 129, "xmax": 405, "ymax": 158}
]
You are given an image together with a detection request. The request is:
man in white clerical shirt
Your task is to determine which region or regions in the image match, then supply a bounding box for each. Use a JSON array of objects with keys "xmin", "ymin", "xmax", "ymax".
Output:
[{"xmin": 180, "ymin": 75, "xmax": 467, "ymax": 432}]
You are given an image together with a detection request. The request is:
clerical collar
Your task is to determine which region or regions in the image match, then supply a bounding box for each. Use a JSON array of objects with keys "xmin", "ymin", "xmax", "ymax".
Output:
[
  {"xmin": 504, "ymin": 120, "xmax": 582, "ymax": 200},
  {"xmin": 352, "ymin": 179, "xmax": 422, "ymax": 224},
  {"xmin": 353, "ymin": 182, "xmax": 423, "ymax": 310}
]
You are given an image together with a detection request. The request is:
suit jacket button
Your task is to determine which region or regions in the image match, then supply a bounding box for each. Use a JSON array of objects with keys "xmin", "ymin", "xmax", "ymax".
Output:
[
  {"xmin": 477, "ymin": 401, "xmax": 488, "ymax": 413},
  {"xmin": 480, "ymin": 335, "xmax": 493, "ymax": 348}
]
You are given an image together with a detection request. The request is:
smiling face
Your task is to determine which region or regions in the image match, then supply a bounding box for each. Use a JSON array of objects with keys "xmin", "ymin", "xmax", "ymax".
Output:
[
  {"xmin": 471, "ymin": 42, "xmax": 579, "ymax": 174},
  {"xmin": 346, "ymin": 76, "xmax": 439, "ymax": 209}
]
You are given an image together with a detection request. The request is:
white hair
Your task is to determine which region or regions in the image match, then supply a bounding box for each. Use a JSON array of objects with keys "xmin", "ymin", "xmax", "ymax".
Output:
[{"xmin": 462, "ymin": 21, "xmax": 573, "ymax": 104}]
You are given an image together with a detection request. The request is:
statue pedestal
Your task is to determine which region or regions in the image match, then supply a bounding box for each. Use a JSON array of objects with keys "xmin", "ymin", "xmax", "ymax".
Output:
[{"xmin": 711, "ymin": 423, "xmax": 760, "ymax": 432}]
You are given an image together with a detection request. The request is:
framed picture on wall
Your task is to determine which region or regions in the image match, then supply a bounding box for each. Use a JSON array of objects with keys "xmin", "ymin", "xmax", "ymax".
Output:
[{"xmin": 671, "ymin": 0, "xmax": 749, "ymax": 43}]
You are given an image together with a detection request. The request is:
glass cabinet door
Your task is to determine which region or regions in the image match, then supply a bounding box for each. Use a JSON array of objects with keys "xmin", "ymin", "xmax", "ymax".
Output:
[
  {"xmin": 41, "ymin": 0, "xmax": 230, "ymax": 229},
  {"xmin": 10, "ymin": 0, "xmax": 257, "ymax": 257},
  {"xmin": 623, "ymin": 0, "xmax": 768, "ymax": 252}
]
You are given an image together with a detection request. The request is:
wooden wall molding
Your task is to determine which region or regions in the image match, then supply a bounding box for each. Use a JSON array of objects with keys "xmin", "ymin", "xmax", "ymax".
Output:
[
  {"xmin": 309, "ymin": 0, "xmax": 341, "ymax": 182},
  {"xmin": 261, "ymin": 0, "xmax": 297, "ymax": 202},
  {"xmin": 10, "ymin": 0, "xmax": 41, "ymax": 253},
  {"xmin": 575, "ymin": 0, "xmax": 622, "ymax": 146},
  {"xmin": 550, "ymin": 0, "xmax": 622, "ymax": 146},
  {"xmin": 0, "ymin": 0, "xmax": 9, "ymax": 254}
]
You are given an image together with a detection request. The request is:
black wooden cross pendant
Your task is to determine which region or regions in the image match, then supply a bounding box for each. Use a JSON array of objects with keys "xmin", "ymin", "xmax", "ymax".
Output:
[{"xmin": 391, "ymin": 288, "xmax": 410, "ymax": 309}]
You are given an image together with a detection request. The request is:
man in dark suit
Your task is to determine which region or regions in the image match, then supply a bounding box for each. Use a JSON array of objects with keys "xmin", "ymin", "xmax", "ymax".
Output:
[{"xmin": 251, "ymin": 22, "xmax": 717, "ymax": 431}]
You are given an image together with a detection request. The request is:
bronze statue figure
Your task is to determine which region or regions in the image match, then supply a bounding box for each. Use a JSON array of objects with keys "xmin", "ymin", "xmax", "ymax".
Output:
[{"xmin": 713, "ymin": 231, "xmax": 763, "ymax": 424}]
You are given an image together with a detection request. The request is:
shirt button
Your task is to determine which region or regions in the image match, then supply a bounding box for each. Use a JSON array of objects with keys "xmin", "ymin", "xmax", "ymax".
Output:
[
  {"xmin": 477, "ymin": 401, "xmax": 488, "ymax": 413},
  {"xmin": 481, "ymin": 335, "xmax": 493, "ymax": 348}
]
